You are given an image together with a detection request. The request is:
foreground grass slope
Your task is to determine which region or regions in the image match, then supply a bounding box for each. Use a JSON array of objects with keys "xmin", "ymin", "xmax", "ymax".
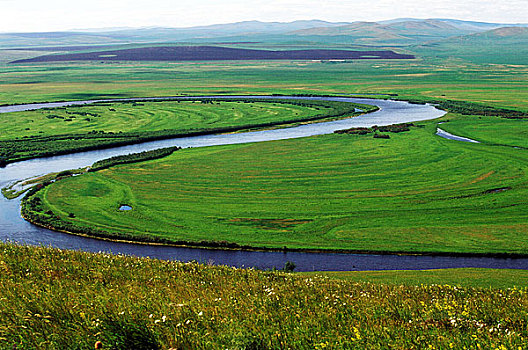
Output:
[
  {"xmin": 25, "ymin": 115, "xmax": 528, "ymax": 254},
  {"xmin": 1, "ymin": 243, "xmax": 527, "ymax": 349}
]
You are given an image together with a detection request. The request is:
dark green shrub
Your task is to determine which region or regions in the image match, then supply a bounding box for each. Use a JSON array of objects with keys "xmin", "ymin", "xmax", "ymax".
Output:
[{"xmin": 100, "ymin": 317, "xmax": 161, "ymax": 350}]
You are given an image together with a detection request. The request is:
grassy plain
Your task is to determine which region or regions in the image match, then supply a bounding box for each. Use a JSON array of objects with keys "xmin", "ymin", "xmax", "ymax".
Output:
[
  {"xmin": 2, "ymin": 48, "xmax": 528, "ymax": 347},
  {"xmin": 439, "ymin": 114, "xmax": 528, "ymax": 148},
  {"xmin": 1, "ymin": 243, "xmax": 527, "ymax": 349},
  {"xmin": 0, "ymin": 99, "xmax": 367, "ymax": 163},
  {"xmin": 1, "ymin": 100, "xmax": 333, "ymax": 139},
  {"xmin": 302, "ymin": 268, "xmax": 528, "ymax": 289},
  {"xmin": 0, "ymin": 60, "xmax": 526, "ymax": 110},
  {"xmin": 26, "ymin": 115, "xmax": 528, "ymax": 254}
]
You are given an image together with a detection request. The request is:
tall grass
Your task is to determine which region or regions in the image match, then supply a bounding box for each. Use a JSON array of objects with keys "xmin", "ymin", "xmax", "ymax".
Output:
[{"xmin": 0, "ymin": 242, "xmax": 527, "ymax": 349}]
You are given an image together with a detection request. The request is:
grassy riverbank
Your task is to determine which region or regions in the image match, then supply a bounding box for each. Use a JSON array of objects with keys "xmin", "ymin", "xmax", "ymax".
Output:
[
  {"xmin": 439, "ymin": 114, "xmax": 528, "ymax": 148},
  {"xmin": 1, "ymin": 242, "xmax": 527, "ymax": 349},
  {"xmin": 0, "ymin": 98, "xmax": 370, "ymax": 164},
  {"xmin": 22, "ymin": 114, "xmax": 528, "ymax": 255}
]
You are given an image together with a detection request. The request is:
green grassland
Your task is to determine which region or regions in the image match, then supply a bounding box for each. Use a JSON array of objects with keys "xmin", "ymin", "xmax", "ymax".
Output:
[
  {"xmin": 0, "ymin": 60, "xmax": 526, "ymax": 111},
  {"xmin": 23, "ymin": 114, "xmax": 528, "ymax": 254},
  {"xmin": 302, "ymin": 268, "xmax": 528, "ymax": 289},
  {"xmin": 439, "ymin": 114, "xmax": 528, "ymax": 148},
  {"xmin": 0, "ymin": 98, "xmax": 367, "ymax": 164},
  {"xmin": 1, "ymin": 243, "xmax": 527, "ymax": 349},
  {"xmin": 0, "ymin": 100, "xmax": 351, "ymax": 140}
]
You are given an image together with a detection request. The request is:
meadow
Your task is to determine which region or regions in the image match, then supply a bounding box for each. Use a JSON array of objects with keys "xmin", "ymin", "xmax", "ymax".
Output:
[
  {"xmin": 1, "ymin": 44, "xmax": 528, "ymax": 348},
  {"xmin": 439, "ymin": 114, "xmax": 528, "ymax": 148},
  {"xmin": 23, "ymin": 112, "xmax": 528, "ymax": 255},
  {"xmin": 302, "ymin": 268, "xmax": 528, "ymax": 289},
  {"xmin": 0, "ymin": 59, "xmax": 526, "ymax": 110},
  {"xmin": 1, "ymin": 243, "xmax": 527, "ymax": 349},
  {"xmin": 0, "ymin": 98, "xmax": 368, "ymax": 164}
]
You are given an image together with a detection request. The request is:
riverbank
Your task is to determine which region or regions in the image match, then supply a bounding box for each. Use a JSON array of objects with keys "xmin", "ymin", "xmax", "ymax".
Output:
[
  {"xmin": 0, "ymin": 97, "xmax": 375, "ymax": 165},
  {"xmin": 22, "ymin": 116, "xmax": 528, "ymax": 256},
  {"xmin": 18, "ymin": 207, "xmax": 528, "ymax": 259}
]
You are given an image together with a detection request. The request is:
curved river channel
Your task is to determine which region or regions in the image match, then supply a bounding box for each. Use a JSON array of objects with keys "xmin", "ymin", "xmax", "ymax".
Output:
[{"xmin": 2, "ymin": 95, "xmax": 528, "ymax": 271}]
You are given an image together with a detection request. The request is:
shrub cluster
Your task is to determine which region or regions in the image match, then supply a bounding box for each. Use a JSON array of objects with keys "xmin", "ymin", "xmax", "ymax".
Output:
[
  {"xmin": 89, "ymin": 146, "xmax": 181, "ymax": 172},
  {"xmin": 335, "ymin": 123, "xmax": 416, "ymax": 137},
  {"xmin": 399, "ymin": 98, "xmax": 526, "ymax": 118}
]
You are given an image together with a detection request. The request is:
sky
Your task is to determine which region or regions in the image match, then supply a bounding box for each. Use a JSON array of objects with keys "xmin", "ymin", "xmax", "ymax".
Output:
[{"xmin": 0, "ymin": 0, "xmax": 526, "ymax": 32}]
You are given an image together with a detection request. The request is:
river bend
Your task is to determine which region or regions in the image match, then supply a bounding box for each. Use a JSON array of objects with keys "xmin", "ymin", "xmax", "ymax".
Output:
[{"xmin": 2, "ymin": 96, "xmax": 527, "ymax": 271}]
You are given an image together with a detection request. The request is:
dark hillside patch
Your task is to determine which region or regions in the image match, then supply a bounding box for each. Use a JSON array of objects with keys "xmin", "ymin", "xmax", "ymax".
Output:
[{"xmin": 11, "ymin": 45, "xmax": 415, "ymax": 63}]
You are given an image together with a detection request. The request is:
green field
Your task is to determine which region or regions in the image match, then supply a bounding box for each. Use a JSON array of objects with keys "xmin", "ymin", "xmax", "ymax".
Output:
[
  {"xmin": 301, "ymin": 268, "xmax": 528, "ymax": 289},
  {"xmin": 22, "ymin": 113, "xmax": 528, "ymax": 254},
  {"xmin": 7, "ymin": 56, "xmax": 528, "ymax": 255},
  {"xmin": 0, "ymin": 98, "xmax": 369, "ymax": 164},
  {"xmin": 1, "ymin": 60, "xmax": 526, "ymax": 110},
  {"xmin": 1, "ymin": 243, "xmax": 527, "ymax": 349},
  {"xmin": 1, "ymin": 34, "xmax": 528, "ymax": 348},
  {"xmin": 439, "ymin": 114, "xmax": 528, "ymax": 148}
]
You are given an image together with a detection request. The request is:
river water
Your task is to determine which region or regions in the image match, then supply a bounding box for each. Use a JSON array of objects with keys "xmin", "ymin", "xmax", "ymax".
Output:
[{"xmin": 2, "ymin": 96, "xmax": 527, "ymax": 271}]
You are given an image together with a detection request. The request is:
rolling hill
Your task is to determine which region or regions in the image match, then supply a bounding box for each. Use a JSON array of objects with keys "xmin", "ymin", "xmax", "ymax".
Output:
[
  {"xmin": 2, "ymin": 18, "xmax": 527, "ymax": 49},
  {"xmin": 2, "ymin": 18, "xmax": 527, "ymax": 64},
  {"xmin": 288, "ymin": 19, "xmax": 479, "ymax": 45},
  {"xmin": 415, "ymin": 26, "xmax": 528, "ymax": 64}
]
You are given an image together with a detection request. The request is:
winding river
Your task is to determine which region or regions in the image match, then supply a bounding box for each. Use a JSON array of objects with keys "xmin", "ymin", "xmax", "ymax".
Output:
[{"xmin": 2, "ymin": 96, "xmax": 528, "ymax": 271}]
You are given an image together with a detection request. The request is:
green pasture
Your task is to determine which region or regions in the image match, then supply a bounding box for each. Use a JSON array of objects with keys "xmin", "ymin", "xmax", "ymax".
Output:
[
  {"xmin": 0, "ymin": 100, "xmax": 340, "ymax": 140},
  {"xmin": 301, "ymin": 268, "xmax": 528, "ymax": 289},
  {"xmin": 439, "ymin": 114, "xmax": 528, "ymax": 148},
  {"xmin": 0, "ymin": 98, "xmax": 366, "ymax": 163},
  {"xmin": 28, "ymin": 115, "xmax": 528, "ymax": 254},
  {"xmin": 0, "ymin": 60, "xmax": 526, "ymax": 111}
]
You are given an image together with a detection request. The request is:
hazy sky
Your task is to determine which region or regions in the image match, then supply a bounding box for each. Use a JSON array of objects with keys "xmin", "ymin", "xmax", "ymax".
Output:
[{"xmin": 0, "ymin": 0, "xmax": 526, "ymax": 32}]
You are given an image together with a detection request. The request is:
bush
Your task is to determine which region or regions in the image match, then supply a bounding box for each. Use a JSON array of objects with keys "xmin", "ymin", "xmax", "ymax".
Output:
[
  {"xmin": 373, "ymin": 133, "xmax": 390, "ymax": 139},
  {"xmin": 89, "ymin": 147, "xmax": 181, "ymax": 172},
  {"xmin": 283, "ymin": 261, "xmax": 296, "ymax": 272},
  {"xmin": 100, "ymin": 317, "xmax": 161, "ymax": 350}
]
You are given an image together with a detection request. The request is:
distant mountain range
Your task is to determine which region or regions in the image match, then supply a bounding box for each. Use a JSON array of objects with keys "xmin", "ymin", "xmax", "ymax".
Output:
[
  {"xmin": 1, "ymin": 18, "xmax": 527, "ymax": 48},
  {"xmin": 2, "ymin": 18, "xmax": 527, "ymax": 64}
]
